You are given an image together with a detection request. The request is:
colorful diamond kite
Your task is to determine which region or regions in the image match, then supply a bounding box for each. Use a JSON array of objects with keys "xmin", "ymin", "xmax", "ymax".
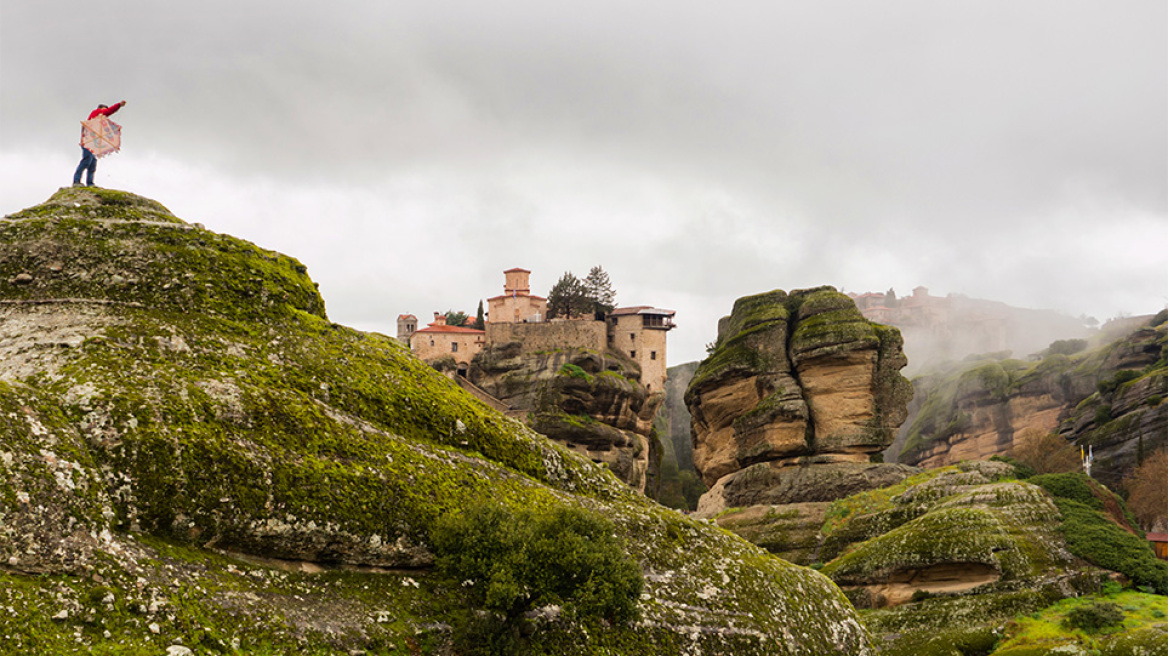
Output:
[{"xmin": 80, "ymin": 116, "xmax": 122, "ymax": 158}]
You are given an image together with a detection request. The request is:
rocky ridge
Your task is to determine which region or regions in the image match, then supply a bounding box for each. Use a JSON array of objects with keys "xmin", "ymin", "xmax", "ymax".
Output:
[
  {"xmin": 0, "ymin": 188, "xmax": 872, "ymax": 655},
  {"xmin": 890, "ymin": 312, "xmax": 1168, "ymax": 490}
]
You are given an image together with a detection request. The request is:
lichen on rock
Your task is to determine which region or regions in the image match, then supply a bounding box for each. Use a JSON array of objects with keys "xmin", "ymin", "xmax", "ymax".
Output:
[{"xmin": 0, "ymin": 189, "xmax": 873, "ymax": 654}]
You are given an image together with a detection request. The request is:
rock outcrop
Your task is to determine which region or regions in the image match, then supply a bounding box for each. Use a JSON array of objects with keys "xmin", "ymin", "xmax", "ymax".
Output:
[
  {"xmin": 0, "ymin": 189, "xmax": 874, "ymax": 654},
  {"xmin": 891, "ymin": 312, "xmax": 1168, "ymax": 490},
  {"xmin": 686, "ymin": 287, "xmax": 915, "ymax": 517},
  {"xmin": 469, "ymin": 343, "xmax": 661, "ymax": 494},
  {"xmin": 818, "ymin": 462, "xmax": 1166, "ymax": 653}
]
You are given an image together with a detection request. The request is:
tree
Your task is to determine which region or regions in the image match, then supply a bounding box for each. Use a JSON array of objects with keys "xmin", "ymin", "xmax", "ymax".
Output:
[
  {"xmin": 583, "ymin": 266, "xmax": 617, "ymax": 316},
  {"xmin": 1009, "ymin": 429, "xmax": 1080, "ymax": 475},
  {"xmin": 444, "ymin": 310, "xmax": 469, "ymax": 327},
  {"xmin": 474, "ymin": 299, "xmax": 486, "ymax": 330},
  {"xmin": 546, "ymin": 272, "xmax": 590, "ymax": 319},
  {"xmin": 1126, "ymin": 448, "xmax": 1168, "ymax": 532}
]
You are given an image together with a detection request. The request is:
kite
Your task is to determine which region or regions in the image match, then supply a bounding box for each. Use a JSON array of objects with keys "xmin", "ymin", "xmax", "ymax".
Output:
[{"xmin": 80, "ymin": 115, "xmax": 122, "ymax": 158}]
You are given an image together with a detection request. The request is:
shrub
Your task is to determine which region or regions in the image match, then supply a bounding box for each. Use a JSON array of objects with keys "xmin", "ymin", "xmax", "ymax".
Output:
[
  {"xmin": 910, "ymin": 589, "xmax": 934, "ymax": 603},
  {"xmin": 1053, "ymin": 499, "xmax": 1168, "ymax": 595},
  {"xmin": 1095, "ymin": 404, "xmax": 1114, "ymax": 425},
  {"xmin": 1063, "ymin": 601, "xmax": 1124, "ymax": 632},
  {"xmin": 557, "ymin": 363, "xmax": 591, "ymax": 381},
  {"xmin": 1010, "ymin": 430, "xmax": 1080, "ymax": 475},
  {"xmin": 1030, "ymin": 473, "xmax": 1101, "ymax": 508},
  {"xmin": 990, "ymin": 454, "xmax": 1035, "ymax": 479},
  {"xmin": 1048, "ymin": 339, "xmax": 1088, "ymax": 356},
  {"xmin": 1099, "ymin": 370, "xmax": 1142, "ymax": 396},
  {"xmin": 1126, "ymin": 448, "xmax": 1168, "ymax": 532},
  {"xmin": 1031, "ymin": 473, "xmax": 1168, "ymax": 594},
  {"xmin": 431, "ymin": 502, "xmax": 643, "ymax": 654}
]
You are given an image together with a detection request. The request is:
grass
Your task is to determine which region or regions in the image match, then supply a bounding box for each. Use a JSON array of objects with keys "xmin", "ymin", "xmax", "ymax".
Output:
[{"xmin": 995, "ymin": 590, "xmax": 1168, "ymax": 653}]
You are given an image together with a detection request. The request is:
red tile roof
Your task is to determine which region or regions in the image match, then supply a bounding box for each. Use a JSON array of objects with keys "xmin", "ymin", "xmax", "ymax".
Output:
[
  {"xmin": 1148, "ymin": 533, "xmax": 1168, "ymax": 542},
  {"xmin": 414, "ymin": 325, "xmax": 484, "ymax": 334},
  {"xmin": 503, "ymin": 267, "xmax": 531, "ymax": 273},
  {"xmin": 487, "ymin": 293, "xmax": 547, "ymax": 301}
]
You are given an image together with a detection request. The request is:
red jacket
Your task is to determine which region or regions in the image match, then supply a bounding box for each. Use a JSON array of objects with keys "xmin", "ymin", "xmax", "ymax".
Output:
[{"xmin": 88, "ymin": 101, "xmax": 125, "ymax": 120}]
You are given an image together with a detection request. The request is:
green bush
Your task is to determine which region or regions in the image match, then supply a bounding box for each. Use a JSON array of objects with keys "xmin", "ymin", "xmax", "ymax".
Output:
[
  {"xmin": 1063, "ymin": 601, "xmax": 1125, "ymax": 632},
  {"xmin": 557, "ymin": 363, "xmax": 592, "ymax": 381},
  {"xmin": 1031, "ymin": 474, "xmax": 1168, "ymax": 594},
  {"xmin": 1099, "ymin": 370, "xmax": 1142, "ymax": 396},
  {"xmin": 1095, "ymin": 404, "xmax": 1114, "ymax": 425},
  {"xmin": 431, "ymin": 502, "xmax": 643, "ymax": 654},
  {"xmin": 1048, "ymin": 339, "xmax": 1089, "ymax": 356},
  {"xmin": 990, "ymin": 454, "xmax": 1035, "ymax": 479},
  {"xmin": 1054, "ymin": 499, "xmax": 1168, "ymax": 594},
  {"xmin": 1030, "ymin": 473, "xmax": 1102, "ymax": 509}
]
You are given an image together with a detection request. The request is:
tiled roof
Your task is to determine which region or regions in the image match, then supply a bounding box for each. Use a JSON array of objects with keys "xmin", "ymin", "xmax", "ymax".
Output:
[
  {"xmin": 611, "ymin": 306, "xmax": 675, "ymax": 316},
  {"xmin": 414, "ymin": 325, "xmax": 485, "ymax": 334},
  {"xmin": 1148, "ymin": 533, "xmax": 1168, "ymax": 542},
  {"xmin": 503, "ymin": 267, "xmax": 531, "ymax": 273},
  {"xmin": 487, "ymin": 293, "xmax": 547, "ymax": 301},
  {"xmin": 397, "ymin": 314, "xmax": 417, "ymax": 321}
]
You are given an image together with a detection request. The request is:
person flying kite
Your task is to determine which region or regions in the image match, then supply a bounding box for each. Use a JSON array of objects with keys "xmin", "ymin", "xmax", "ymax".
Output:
[{"xmin": 73, "ymin": 100, "xmax": 126, "ymax": 187}]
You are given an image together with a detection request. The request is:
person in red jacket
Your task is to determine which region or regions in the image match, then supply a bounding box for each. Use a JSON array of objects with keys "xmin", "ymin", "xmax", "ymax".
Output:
[{"xmin": 73, "ymin": 100, "xmax": 126, "ymax": 187}]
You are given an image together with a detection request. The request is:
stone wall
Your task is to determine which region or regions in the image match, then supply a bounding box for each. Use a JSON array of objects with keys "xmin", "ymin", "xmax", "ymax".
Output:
[{"xmin": 486, "ymin": 320, "xmax": 608, "ymax": 354}]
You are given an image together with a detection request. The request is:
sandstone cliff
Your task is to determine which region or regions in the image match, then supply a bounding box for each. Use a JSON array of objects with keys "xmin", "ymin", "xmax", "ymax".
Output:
[
  {"xmin": 0, "ymin": 188, "xmax": 874, "ymax": 654},
  {"xmin": 685, "ymin": 287, "xmax": 915, "ymax": 516},
  {"xmin": 890, "ymin": 312, "xmax": 1168, "ymax": 490},
  {"xmin": 469, "ymin": 342, "xmax": 661, "ymax": 494}
]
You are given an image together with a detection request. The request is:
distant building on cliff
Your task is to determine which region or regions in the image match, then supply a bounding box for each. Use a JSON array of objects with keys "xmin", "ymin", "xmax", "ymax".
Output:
[
  {"xmin": 408, "ymin": 312, "xmax": 485, "ymax": 375},
  {"xmin": 487, "ymin": 268, "xmax": 547, "ymax": 324},
  {"xmin": 402, "ymin": 267, "xmax": 675, "ymax": 392},
  {"xmin": 848, "ymin": 286, "xmax": 1087, "ymax": 373},
  {"xmin": 608, "ymin": 306, "xmax": 676, "ymax": 392},
  {"xmin": 396, "ymin": 314, "xmax": 418, "ymax": 344}
]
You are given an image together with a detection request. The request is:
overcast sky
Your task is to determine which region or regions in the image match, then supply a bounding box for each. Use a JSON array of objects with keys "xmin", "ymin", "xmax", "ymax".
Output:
[{"xmin": 2, "ymin": 1, "xmax": 1165, "ymax": 364}]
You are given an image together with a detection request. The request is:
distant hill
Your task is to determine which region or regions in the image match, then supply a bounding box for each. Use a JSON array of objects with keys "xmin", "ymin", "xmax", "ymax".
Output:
[{"xmin": 887, "ymin": 311, "xmax": 1168, "ymax": 491}]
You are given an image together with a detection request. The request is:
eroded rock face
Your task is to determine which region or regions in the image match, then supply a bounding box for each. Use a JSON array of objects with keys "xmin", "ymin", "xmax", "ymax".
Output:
[
  {"xmin": 686, "ymin": 287, "xmax": 914, "ymax": 514},
  {"xmin": 891, "ymin": 312, "xmax": 1168, "ymax": 490},
  {"xmin": 470, "ymin": 345, "xmax": 660, "ymax": 493}
]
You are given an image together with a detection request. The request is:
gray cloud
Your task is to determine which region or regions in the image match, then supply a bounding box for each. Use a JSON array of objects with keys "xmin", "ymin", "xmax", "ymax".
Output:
[{"xmin": 2, "ymin": 0, "xmax": 1164, "ymax": 363}]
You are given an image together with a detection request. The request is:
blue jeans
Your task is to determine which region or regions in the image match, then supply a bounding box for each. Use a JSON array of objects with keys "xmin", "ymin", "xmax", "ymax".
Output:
[{"xmin": 73, "ymin": 147, "xmax": 96, "ymax": 185}]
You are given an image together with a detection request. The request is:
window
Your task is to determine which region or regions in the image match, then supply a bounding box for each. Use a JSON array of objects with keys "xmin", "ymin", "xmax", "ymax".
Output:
[
  {"xmin": 630, "ymin": 350, "xmax": 636, "ymax": 358},
  {"xmin": 451, "ymin": 342, "xmax": 459, "ymax": 352},
  {"xmin": 430, "ymin": 339, "xmax": 435, "ymax": 347},
  {"xmin": 650, "ymin": 351, "xmax": 657, "ymax": 360}
]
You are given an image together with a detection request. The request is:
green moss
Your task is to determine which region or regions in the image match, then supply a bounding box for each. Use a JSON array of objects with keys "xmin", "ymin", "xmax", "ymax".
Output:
[
  {"xmin": 995, "ymin": 591, "xmax": 1168, "ymax": 654},
  {"xmin": 558, "ymin": 363, "xmax": 593, "ymax": 382},
  {"xmin": 1, "ymin": 191, "xmax": 878, "ymax": 654}
]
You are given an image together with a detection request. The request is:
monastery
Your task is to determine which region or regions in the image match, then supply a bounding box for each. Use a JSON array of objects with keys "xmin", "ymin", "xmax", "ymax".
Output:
[{"xmin": 398, "ymin": 268, "xmax": 676, "ymax": 392}]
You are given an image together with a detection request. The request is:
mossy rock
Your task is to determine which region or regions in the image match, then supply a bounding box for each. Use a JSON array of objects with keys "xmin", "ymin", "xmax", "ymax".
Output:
[{"xmin": 0, "ymin": 190, "xmax": 873, "ymax": 655}]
